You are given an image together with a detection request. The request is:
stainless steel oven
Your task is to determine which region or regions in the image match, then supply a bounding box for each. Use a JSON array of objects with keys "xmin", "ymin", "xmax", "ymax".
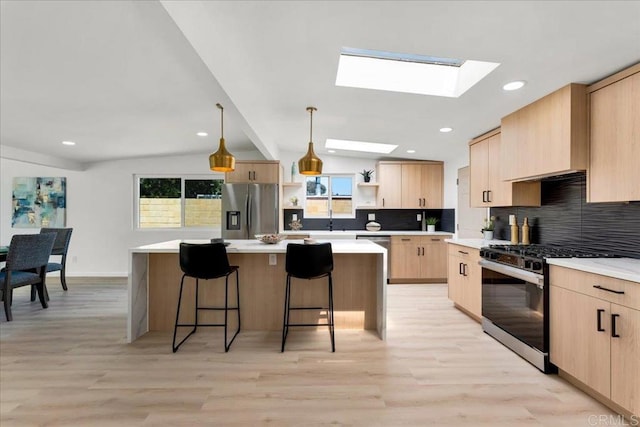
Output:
[
  {"xmin": 479, "ymin": 259, "xmax": 551, "ymax": 372},
  {"xmin": 479, "ymin": 244, "xmax": 618, "ymax": 373}
]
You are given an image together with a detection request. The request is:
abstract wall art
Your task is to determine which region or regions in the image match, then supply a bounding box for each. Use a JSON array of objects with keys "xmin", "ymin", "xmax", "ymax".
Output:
[{"xmin": 12, "ymin": 177, "xmax": 66, "ymax": 228}]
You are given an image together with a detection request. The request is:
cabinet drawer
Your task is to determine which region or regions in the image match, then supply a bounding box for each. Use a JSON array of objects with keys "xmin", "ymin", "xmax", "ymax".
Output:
[
  {"xmin": 550, "ymin": 266, "xmax": 640, "ymax": 310},
  {"xmin": 391, "ymin": 236, "xmax": 417, "ymax": 245},
  {"xmin": 447, "ymin": 244, "xmax": 478, "ymax": 261}
]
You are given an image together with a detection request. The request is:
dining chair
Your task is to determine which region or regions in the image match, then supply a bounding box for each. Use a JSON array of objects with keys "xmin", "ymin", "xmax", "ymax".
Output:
[
  {"xmin": 0, "ymin": 233, "xmax": 56, "ymax": 321},
  {"xmin": 29, "ymin": 228, "xmax": 73, "ymax": 301}
]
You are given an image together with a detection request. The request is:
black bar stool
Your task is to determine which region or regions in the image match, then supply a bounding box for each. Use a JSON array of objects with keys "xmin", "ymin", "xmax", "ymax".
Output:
[
  {"xmin": 281, "ymin": 242, "xmax": 335, "ymax": 352},
  {"xmin": 172, "ymin": 242, "xmax": 240, "ymax": 353}
]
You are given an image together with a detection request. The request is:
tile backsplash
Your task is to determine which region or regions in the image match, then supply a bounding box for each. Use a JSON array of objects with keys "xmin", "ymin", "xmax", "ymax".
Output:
[
  {"xmin": 283, "ymin": 208, "xmax": 455, "ymax": 233},
  {"xmin": 491, "ymin": 173, "xmax": 640, "ymax": 259}
]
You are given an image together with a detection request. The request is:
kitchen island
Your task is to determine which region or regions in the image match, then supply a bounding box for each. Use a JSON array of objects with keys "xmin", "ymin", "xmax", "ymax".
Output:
[{"xmin": 128, "ymin": 239, "xmax": 387, "ymax": 343}]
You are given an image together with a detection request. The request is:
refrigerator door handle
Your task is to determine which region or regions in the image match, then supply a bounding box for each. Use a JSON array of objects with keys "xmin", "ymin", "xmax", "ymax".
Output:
[{"xmin": 245, "ymin": 192, "xmax": 251, "ymax": 232}]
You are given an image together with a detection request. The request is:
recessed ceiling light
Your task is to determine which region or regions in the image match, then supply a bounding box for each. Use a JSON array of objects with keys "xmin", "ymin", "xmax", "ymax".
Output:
[
  {"xmin": 336, "ymin": 47, "xmax": 500, "ymax": 98},
  {"xmin": 197, "ymin": 132, "xmax": 208, "ymax": 137},
  {"xmin": 327, "ymin": 150, "xmax": 336, "ymax": 153},
  {"xmin": 439, "ymin": 127, "xmax": 453, "ymax": 133},
  {"xmin": 61, "ymin": 141, "xmax": 76, "ymax": 146},
  {"xmin": 503, "ymin": 81, "xmax": 526, "ymax": 91},
  {"xmin": 325, "ymin": 138, "xmax": 398, "ymax": 154},
  {"xmin": 406, "ymin": 149, "xmax": 416, "ymax": 153}
]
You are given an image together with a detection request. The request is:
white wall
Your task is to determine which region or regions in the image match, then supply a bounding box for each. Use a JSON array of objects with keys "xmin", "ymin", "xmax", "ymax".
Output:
[
  {"xmin": 1, "ymin": 151, "xmax": 463, "ymax": 276},
  {"xmin": 0, "ymin": 151, "xmax": 262, "ymax": 276}
]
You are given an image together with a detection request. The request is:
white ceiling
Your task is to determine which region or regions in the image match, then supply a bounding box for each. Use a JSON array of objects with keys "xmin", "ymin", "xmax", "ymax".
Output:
[{"xmin": 2, "ymin": 1, "xmax": 639, "ymax": 170}]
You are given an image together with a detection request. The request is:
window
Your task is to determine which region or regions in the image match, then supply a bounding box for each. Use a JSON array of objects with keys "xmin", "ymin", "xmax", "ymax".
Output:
[
  {"xmin": 304, "ymin": 174, "xmax": 354, "ymax": 218},
  {"xmin": 136, "ymin": 175, "xmax": 224, "ymax": 229}
]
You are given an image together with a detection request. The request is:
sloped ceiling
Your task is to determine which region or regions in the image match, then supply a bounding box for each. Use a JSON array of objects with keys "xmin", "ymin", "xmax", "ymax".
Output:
[{"xmin": 2, "ymin": 1, "xmax": 639, "ymax": 170}]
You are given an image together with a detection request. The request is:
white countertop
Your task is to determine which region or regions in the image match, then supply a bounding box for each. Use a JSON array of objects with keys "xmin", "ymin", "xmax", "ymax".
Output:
[
  {"xmin": 130, "ymin": 239, "xmax": 386, "ymax": 255},
  {"xmin": 281, "ymin": 230, "xmax": 453, "ymax": 239},
  {"xmin": 445, "ymin": 237, "xmax": 511, "ymax": 250},
  {"xmin": 547, "ymin": 257, "xmax": 640, "ymax": 283}
]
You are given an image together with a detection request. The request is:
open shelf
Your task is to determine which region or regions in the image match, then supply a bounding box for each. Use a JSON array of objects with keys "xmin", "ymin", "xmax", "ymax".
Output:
[
  {"xmin": 282, "ymin": 182, "xmax": 303, "ymax": 187},
  {"xmin": 357, "ymin": 182, "xmax": 379, "ymax": 187}
]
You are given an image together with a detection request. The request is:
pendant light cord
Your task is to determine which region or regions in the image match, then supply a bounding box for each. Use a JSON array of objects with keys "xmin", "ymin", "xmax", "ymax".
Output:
[
  {"xmin": 307, "ymin": 106, "xmax": 316, "ymax": 142},
  {"xmin": 216, "ymin": 103, "xmax": 224, "ymax": 139}
]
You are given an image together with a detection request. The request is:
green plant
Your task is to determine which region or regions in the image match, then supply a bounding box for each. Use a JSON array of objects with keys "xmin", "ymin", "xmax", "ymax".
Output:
[
  {"xmin": 426, "ymin": 217, "xmax": 439, "ymax": 225},
  {"xmin": 482, "ymin": 216, "xmax": 495, "ymax": 232},
  {"xmin": 359, "ymin": 169, "xmax": 374, "ymax": 180}
]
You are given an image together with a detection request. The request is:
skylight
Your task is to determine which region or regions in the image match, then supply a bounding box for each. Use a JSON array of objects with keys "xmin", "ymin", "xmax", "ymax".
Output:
[
  {"xmin": 325, "ymin": 139, "xmax": 398, "ymax": 154},
  {"xmin": 335, "ymin": 47, "xmax": 500, "ymax": 98}
]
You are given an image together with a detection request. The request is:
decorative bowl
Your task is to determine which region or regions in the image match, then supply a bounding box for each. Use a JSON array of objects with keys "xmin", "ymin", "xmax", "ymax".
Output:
[
  {"xmin": 256, "ymin": 234, "xmax": 286, "ymax": 244},
  {"xmin": 366, "ymin": 221, "xmax": 381, "ymax": 231}
]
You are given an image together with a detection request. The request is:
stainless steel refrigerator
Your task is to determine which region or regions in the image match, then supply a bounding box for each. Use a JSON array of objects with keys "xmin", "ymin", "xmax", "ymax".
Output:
[{"xmin": 221, "ymin": 183, "xmax": 279, "ymax": 239}]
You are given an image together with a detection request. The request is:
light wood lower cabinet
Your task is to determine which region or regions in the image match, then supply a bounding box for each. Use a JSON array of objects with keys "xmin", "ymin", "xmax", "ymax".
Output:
[
  {"xmin": 550, "ymin": 266, "xmax": 639, "ymax": 416},
  {"xmin": 389, "ymin": 235, "xmax": 450, "ymax": 283},
  {"xmin": 446, "ymin": 243, "xmax": 481, "ymax": 321}
]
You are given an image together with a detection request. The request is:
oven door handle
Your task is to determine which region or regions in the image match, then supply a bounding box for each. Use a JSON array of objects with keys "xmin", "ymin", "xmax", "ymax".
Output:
[{"xmin": 478, "ymin": 259, "xmax": 545, "ymax": 288}]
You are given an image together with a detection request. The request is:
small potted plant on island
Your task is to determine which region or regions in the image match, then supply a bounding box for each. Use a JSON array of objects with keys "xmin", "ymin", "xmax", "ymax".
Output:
[
  {"xmin": 426, "ymin": 217, "xmax": 439, "ymax": 232},
  {"xmin": 360, "ymin": 169, "xmax": 374, "ymax": 183},
  {"xmin": 482, "ymin": 216, "xmax": 495, "ymax": 240}
]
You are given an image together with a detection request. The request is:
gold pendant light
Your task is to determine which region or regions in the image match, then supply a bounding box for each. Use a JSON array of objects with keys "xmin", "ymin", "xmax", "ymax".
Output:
[
  {"xmin": 298, "ymin": 106, "xmax": 323, "ymax": 175},
  {"xmin": 209, "ymin": 103, "xmax": 236, "ymax": 172}
]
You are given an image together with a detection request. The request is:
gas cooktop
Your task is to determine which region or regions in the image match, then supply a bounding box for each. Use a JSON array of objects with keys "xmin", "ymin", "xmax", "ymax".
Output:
[
  {"xmin": 486, "ymin": 244, "xmax": 619, "ymax": 259},
  {"xmin": 479, "ymin": 244, "xmax": 619, "ymax": 274}
]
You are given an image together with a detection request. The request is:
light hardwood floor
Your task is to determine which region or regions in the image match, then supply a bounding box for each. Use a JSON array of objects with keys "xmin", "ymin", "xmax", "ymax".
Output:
[{"xmin": 1, "ymin": 280, "xmax": 617, "ymax": 426}]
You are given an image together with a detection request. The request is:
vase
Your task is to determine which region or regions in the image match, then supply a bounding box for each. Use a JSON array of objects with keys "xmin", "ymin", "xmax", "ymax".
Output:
[
  {"xmin": 364, "ymin": 176, "xmax": 371, "ymax": 183},
  {"xmin": 427, "ymin": 225, "xmax": 435, "ymax": 232},
  {"xmin": 483, "ymin": 230, "xmax": 494, "ymax": 240}
]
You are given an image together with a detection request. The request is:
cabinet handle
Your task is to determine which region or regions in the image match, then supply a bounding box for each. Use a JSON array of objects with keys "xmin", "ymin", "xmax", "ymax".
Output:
[
  {"xmin": 486, "ymin": 190, "xmax": 492, "ymax": 202},
  {"xmin": 459, "ymin": 262, "xmax": 463, "ymax": 275},
  {"xmin": 401, "ymin": 238, "xmax": 411, "ymax": 242},
  {"xmin": 462, "ymin": 263, "xmax": 468, "ymax": 277},
  {"xmin": 423, "ymin": 198, "xmax": 426, "ymax": 206},
  {"xmin": 431, "ymin": 238, "xmax": 441, "ymax": 241},
  {"xmin": 417, "ymin": 247, "xmax": 420, "ymax": 256},
  {"xmin": 252, "ymin": 171, "xmax": 256, "ymax": 180},
  {"xmin": 482, "ymin": 191, "xmax": 487, "ymax": 203},
  {"xmin": 458, "ymin": 250, "xmax": 469, "ymax": 255},
  {"xmin": 593, "ymin": 285, "xmax": 625, "ymax": 295},
  {"xmin": 611, "ymin": 314, "xmax": 620, "ymax": 338},
  {"xmin": 597, "ymin": 309, "xmax": 605, "ymax": 332},
  {"xmin": 421, "ymin": 247, "xmax": 425, "ymax": 256},
  {"xmin": 382, "ymin": 198, "xmax": 385, "ymax": 207},
  {"xmin": 248, "ymin": 172, "xmax": 251, "ymax": 180}
]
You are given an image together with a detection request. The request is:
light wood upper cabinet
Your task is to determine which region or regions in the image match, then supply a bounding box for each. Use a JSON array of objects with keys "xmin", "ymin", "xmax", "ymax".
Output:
[
  {"xmin": 376, "ymin": 162, "xmax": 402, "ymax": 208},
  {"xmin": 501, "ymin": 84, "xmax": 588, "ymax": 181},
  {"xmin": 401, "ymin": 163, "xmax": 443, "ymax": 208},
  {"xmin": 377, "ymin": 161, "xmax": 443, "ymax": 209},
  {"xmin": 469, "ymin": 129, "xmax": 540, "ymax": 207},
  {"xmin": 550, "ymin": 265, "xmax": 640, "ymax": 416},
  {"xmin": 225, "ymin": 161, "xmax": 280, "ymax": 184},
  {"xmin": 587, "ymin": 65, "xmax": 640, "ymax": 203}
]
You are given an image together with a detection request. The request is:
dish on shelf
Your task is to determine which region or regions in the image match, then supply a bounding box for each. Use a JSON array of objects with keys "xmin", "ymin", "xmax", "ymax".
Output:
[{"xmin": 255, "ymin": 234, "xmax": 286, "ymax": 244}]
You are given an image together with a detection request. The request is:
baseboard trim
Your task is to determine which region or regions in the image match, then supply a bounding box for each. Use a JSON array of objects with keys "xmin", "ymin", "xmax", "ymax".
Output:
[{"xmin": 557, "ymin": 369, "xmax": 637, "ymax": 418}]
